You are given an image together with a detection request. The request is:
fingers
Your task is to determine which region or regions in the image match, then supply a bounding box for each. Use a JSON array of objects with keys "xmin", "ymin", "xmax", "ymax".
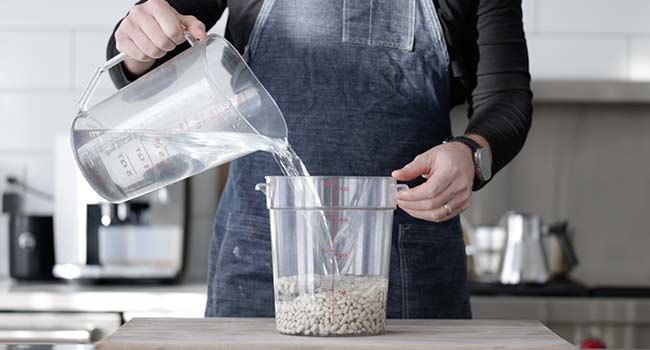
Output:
[
  {"xmin": 125, "ymin": 20, "xmax": 167, "ymax": 59},
  {"xmin": 115, "ymin": 0, "xmax": 208, "ymax": 66},
  {"xmin": 397, "ymin": 168, "xmax": 452, "ymax": 202},
  {"xmin": 391, "ymin": 153, "xmax": 434, "ymax": 182},
  {"xmin": 145, "ymin": 0, "xmax": 185, "ymax": 45},
  {"xmin": 179, "ymin": 15, "xmax": 207, "ymax": 41},
  {"xmin": 400, "ymin": 189, "xmax": 471, "ymax": 223},
  {"xmin": 137, "ymin": 14, "xmax": 177, "ymax": 52},
  {"xmin": 115, "ymin": 35, "xmax": 152, "ymax": 63},
  {"xmin": 397, "ymin": 180, "xmax": 455, "ymax": 211},
  {"xmin": 150, "ymin": 0, "xmax": 186, "ymax": 44}
]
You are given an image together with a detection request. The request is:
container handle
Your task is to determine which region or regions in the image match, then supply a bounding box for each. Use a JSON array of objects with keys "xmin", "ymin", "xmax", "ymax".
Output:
[
  {"xmin": 255, "ymin": 183, "xmax": 268, "ymax": 195},
  {"xmin": 396, "ymin": 184, "xmax": 409, "ymax": 193},
  {"xmin": 77, "ymin": 31, "xmax": 199, "ymax": 113}
]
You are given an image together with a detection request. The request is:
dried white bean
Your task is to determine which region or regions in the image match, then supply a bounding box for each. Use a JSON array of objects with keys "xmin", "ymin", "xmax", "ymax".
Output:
[{"xmin": 275, "ymin": 275, "xmax": 387, "ymax": 336}]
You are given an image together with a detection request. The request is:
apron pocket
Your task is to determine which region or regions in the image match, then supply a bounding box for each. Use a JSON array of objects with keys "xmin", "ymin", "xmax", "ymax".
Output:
[
  {"xmin": 397, "ymin": 219, "xmax": 470, "ymax": 318},
  {"xmin": 342, "ymin": 0, "xmax": 416, "ymax": 51}
]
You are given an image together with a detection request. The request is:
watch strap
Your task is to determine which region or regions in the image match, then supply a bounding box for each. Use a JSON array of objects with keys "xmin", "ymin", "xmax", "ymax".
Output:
[
  {"xmin": 444, "ymin": 136, "xmax": 480, "ymax": 154},
  {"xmin": 443, "ymin": 136, "xmax": 485, "ymax": 189}
]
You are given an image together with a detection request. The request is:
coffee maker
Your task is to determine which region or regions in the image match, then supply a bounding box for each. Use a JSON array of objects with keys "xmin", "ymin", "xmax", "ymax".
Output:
[{"xmin": 53, "ymin": 135, "xmax": 187, "ymax": 282}]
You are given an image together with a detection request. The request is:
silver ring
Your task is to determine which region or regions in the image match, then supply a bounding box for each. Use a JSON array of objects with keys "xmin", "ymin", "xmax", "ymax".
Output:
[{"xmin": 443, "ymin": 203, "xmax": 453, "ymax": 216}]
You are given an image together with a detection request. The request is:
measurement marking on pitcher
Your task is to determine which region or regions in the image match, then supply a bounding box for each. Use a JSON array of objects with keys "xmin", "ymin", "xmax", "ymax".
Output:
[
  {"xmin": 139, "ymin": 141, "xmax": 156, "ymax": 168},
  {"xmin": 121, "ymin": 153, "xmax": 138, "ymax": 175}
]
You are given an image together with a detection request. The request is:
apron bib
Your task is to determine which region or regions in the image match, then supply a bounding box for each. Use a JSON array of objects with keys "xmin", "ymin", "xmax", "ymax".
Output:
[{"xmin": 206, "ymin": 0, "xmax": 470, "ymax": 319}]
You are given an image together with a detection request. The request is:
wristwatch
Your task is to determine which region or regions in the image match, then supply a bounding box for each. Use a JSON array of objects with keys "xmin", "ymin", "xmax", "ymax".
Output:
[{"xmin": 443, "ymin": 136, "xmax": 492, "ymax": 190}]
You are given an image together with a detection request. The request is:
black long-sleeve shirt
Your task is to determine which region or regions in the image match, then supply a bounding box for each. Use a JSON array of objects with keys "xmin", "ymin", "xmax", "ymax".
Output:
[{"xmin": 107, "ymin": 0, "xmax": 532, "ymax": 178}]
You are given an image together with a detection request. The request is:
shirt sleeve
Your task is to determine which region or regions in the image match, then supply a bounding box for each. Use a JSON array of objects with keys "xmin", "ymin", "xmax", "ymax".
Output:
[
  {"xmin": 463, "ymin": 0, "xmax": 533, "ymax": 187},
  {"xmin": 106, "ymin": 0, "xmax": 227, "ymax": 88}
]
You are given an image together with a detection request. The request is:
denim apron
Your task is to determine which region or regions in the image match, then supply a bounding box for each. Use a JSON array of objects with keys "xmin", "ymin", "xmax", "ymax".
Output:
[{"xmin": 206, "ymin": 0, "xmax": 471, "ymax": 319}]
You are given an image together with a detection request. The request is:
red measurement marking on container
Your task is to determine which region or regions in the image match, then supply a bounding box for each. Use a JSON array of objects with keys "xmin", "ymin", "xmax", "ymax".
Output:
[
  {"xmin": 323, "ymin": 181, "xmax": 349, "ymax": 192},
  {"xmin": 323, "ymin": 288, "xmax": 348, "ymax": 296},
  {"xmin": 322, "ymin": 180, "xmax": 355, "ymax": 324},
  {"xmin": 320, "ymin": 248, "xmax": 348, "ymax": 258}
]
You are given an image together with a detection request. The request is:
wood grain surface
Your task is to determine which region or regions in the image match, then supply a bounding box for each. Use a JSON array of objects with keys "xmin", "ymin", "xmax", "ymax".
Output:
[{"xmin": 96, "ymin": 318, "xmax": 574, "ymax": 350}]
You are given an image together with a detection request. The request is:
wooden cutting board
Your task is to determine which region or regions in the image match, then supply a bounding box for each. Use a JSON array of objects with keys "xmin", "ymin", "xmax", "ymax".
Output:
[{"xmin": 96, "ymin": 318, "xmax": 574, "ymax": 350}]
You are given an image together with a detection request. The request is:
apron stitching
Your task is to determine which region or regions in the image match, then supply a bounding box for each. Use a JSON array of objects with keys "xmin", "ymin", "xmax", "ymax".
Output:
[
  {"xmin": 342, "ymin": 0, "xmax": 349, "ymax": 41},
  {"xmin": 247, "ymin": 0, "xmax": 275, "ymax": 63},
  {"xmin": 368, "ymin": 0, "xmax": 374, "ymax": 43},
  {"xmin": 421, "ymin": 0, "xmax": 450, "ymax": 70},
  {"xmin": 409, "ymin": 0, "xmax": 416, "ymax": 49}
]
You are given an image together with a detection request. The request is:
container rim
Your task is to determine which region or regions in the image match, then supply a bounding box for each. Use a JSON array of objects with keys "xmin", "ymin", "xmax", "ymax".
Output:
[{"xmin": 258, "ymin": 176, "xmax": 405, "ymax": 210}]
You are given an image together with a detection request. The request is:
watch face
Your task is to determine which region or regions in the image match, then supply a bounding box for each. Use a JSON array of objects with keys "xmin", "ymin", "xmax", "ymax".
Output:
[{"xmin": 476, "ymin": 148, "xmax": 492, "ymax": 181}]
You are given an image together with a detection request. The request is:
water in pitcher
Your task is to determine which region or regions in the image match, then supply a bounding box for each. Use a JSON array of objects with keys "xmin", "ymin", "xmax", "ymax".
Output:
[
  {"xmin": 72, "ymin": 129, "xmax": 310, "ymax": 203},
  {"xmin": 73, "ymin": 128, "xmax": 337, "ymax": 275}
]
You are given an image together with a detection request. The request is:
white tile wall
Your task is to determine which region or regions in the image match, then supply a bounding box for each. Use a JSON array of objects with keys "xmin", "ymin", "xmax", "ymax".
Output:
[
  {"xmin": 538, "ymin": 0, "xmax": 650, "ymax": 35},
  {"xmin": 527, "ymin": 35, "xmax": 628, "ymax": 80},
  {"xmin": 526, "ymin": 0, "xmax": 650, "ymax": 81},
  {"xmin": 0, "ymin": 1, "xmax": 135, "ymax": 29},
  {"xmin": 74, "ymin": 31, "xmax": 120, "ymax": 90},
  {"xmin": 0, "ymin": 93, "xmax": 78, "ymax": 152},
  {"xmin": 74, "ymin": 31, "xmax": 119, "ymax": 103},
  {"xmin": 0, "ymin": 31, "xmax": 73, "ymax": 89}
]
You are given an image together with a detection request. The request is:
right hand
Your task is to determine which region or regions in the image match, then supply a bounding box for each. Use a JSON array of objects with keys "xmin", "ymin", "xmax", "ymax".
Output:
[{"xmin": 115, "ymin": 0, "xmax": 207, "ymax": 76}]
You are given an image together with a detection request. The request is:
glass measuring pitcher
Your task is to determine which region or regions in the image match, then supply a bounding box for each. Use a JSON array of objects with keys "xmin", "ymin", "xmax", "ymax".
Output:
[
  {"xmin": 72, "ymin": 33, "xmax": 288, "ymax": 203},
  {"xmin": 256, "ymin": 176, "xmax": 408, "ymax": 336}
]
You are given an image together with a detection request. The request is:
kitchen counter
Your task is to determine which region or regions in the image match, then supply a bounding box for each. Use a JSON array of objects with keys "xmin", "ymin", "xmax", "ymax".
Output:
[
  {"xmin": 96, "ymin": 318, "xmax": 574, "ymax": 350},
  {"xmin": 3, "ymin": 346, "xmax": 648, "ymax": 350},
  {"xmin": 0, "ymin": 280, "xmax": 206, "ymax": 315}
]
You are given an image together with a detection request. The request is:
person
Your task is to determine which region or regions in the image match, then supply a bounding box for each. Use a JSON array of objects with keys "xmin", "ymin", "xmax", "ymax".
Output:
[{"xmin": 107, "ymin": 0, "xmax": 532, "ymax": 318}]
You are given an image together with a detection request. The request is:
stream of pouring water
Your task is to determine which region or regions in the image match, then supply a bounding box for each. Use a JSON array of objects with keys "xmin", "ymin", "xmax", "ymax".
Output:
[{"xmin": 268, "ymin": 139, "xmax": 341, "ymax": 276}]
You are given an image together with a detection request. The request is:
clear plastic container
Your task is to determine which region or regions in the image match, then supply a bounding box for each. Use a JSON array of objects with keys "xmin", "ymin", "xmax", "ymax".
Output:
[
  {"xmin": 256, "ymin": 176, "xmax": 407, "ymax": 336},
  {"xmin": 72, "ymin": 33, "xmax": 288, "ymax": 203}
]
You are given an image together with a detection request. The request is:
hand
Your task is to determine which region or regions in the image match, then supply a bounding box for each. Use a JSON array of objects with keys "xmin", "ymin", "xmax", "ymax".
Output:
[
  {"xmin": 115, "ymin": 0, "xmax": 207, "ymax": 76},
  {"xmin": 391, "ymin": 142, "xmax": 475, "ymax": 222}
]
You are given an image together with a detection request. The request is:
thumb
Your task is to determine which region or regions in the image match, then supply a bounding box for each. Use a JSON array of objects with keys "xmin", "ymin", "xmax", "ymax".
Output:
[
  {"xmin": 179, "ymin": 15, "xmax": 207, "ymax": 41},
  {"xmin": 391, "ymin": 153, "xmax": 434, "ymax": 181}
]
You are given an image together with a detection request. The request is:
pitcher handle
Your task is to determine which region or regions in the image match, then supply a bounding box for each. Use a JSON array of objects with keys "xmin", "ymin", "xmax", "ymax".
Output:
[{"xmin": 78, "ymin": 31, "xmax": 200, "ymax": 112}]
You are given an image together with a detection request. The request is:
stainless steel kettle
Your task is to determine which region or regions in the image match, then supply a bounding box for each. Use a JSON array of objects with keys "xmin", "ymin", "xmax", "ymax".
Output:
[{"xmin": 498, "ymin": 211, "xmax": 579, "ymax": 284}]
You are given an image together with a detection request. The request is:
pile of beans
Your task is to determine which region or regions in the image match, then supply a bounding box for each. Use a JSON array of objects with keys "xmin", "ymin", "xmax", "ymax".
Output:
[{"xmin": 274, "ymin": 275, "xmax": 388, "ymax": 336}]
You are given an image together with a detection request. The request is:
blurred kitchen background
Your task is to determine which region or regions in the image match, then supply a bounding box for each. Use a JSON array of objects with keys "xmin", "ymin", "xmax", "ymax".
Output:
[{"xmin": 0, "ymin": 0, "xmax": 649, "ymax": 348}]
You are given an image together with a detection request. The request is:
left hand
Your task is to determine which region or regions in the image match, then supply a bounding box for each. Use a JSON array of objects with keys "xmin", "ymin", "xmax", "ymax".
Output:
[{"xmin": 391, "ymin": 142, "xmax": 475, "ymax": 222}]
